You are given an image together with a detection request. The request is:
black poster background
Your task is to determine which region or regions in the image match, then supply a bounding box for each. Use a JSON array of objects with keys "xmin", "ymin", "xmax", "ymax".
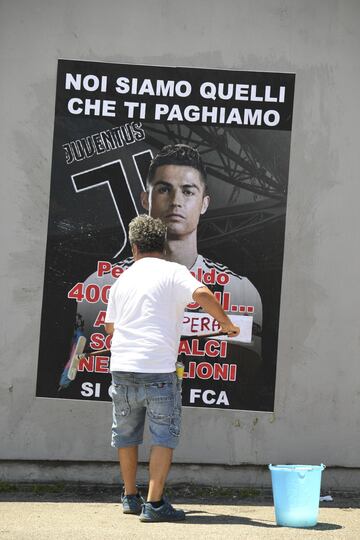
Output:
[{"xmin": 37, "ymin": 60, "xmax": 295, "ymax": 411}]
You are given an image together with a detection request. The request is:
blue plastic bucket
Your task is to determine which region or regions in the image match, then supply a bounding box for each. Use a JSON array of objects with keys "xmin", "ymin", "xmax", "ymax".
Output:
[{"xmin": 269, "ymin": 464, "xmax": 325, "ymax": 528}]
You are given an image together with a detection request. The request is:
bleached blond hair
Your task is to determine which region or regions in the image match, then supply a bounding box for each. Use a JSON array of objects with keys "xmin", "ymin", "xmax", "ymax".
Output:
[{"xmin": 128, "ymin": 214, "xmax": 167, "ymax": 253}]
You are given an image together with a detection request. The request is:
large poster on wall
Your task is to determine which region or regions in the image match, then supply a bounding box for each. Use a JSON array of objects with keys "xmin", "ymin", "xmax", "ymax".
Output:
[{"xmin": 36, "ymin": 59, "xmax": 295, "ymax": 411}]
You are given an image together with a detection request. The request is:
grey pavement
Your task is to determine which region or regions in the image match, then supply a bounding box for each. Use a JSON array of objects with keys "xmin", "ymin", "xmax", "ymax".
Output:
[{"xmin": 1, "ymin": 490, "xmax": 359, "ymax": 539}]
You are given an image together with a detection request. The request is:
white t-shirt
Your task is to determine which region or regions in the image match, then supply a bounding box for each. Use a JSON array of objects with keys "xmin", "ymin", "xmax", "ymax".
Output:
[{"xmin": 105, "ymin": 257, "xmax": 202, "ymax": 372}]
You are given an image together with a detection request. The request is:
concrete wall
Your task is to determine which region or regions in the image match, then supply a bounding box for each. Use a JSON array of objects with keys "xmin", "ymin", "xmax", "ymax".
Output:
[{"xmin": 1, "ymin": 0, "xmax": 359, "ymax": 484}]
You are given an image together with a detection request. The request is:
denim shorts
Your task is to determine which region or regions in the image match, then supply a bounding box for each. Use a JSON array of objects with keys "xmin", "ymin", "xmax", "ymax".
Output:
[{"xmin": 110, "ymin": 371, "xmax": 182, "ymax": 449}]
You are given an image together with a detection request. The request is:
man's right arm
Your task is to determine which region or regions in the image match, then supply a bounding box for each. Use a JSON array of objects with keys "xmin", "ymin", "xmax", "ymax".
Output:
[{"xmin": 192, "ymin": 286, "xmax": 240, "ymax": 336}]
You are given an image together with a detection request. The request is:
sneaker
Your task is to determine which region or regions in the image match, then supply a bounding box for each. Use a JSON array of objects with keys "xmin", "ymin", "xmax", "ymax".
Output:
[
  {"xmin": 121, "ymin": 490, "xmax": 144, "ymax": 515},
  {"xmin": 139, "ymin": 499, "xmax": 185, "ymax": 522}
]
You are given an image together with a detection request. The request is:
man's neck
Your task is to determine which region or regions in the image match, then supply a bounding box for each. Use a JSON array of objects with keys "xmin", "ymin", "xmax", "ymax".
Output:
[
  {"xmin": 133, "ymin": 251, "xmax": 164, "ymax": 261},
  {"xmin": 165, "ymin": 233, "xmax": 199, "ymax": 269}
]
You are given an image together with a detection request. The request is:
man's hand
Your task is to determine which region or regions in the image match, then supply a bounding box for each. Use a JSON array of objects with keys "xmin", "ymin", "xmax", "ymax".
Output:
[
  {"xmin": 219, "ymin": 321, "xmax": 240, "ymax": 337},
  {"xmin": 192, "ymin": 286, "xmax": 240, "ymax": 337}
]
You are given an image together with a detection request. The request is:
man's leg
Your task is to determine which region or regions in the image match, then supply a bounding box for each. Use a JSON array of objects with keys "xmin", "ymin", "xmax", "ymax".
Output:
[
  {"xmin": 118, "ymin": 446, "xmax": 138, "ymax": 495},
  {"xmin": 140, "ymin": 374, "xmax": 185, "ymax": 521},
  {"xmin": 110, "ymin": 372, "xmax": 146, "ymax": 507},
  {"xmin": 147, "ymin": 446, "xmax": 173, "ymax": 502}
]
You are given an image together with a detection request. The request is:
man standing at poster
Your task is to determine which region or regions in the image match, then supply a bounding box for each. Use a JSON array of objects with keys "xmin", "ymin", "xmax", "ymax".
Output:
[{"xmin": 105, "ymin": 214, "xmax": 239, "ymax": 521}]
